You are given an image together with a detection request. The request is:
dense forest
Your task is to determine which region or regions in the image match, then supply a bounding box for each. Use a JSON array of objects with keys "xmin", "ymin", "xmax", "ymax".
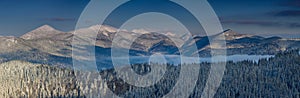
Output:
[
  {"xmin": 102, "ymin": 50, "xmax": 300, "ymax": 98},
  {"xmin": 0, "ymin": 50, "xmax": 299, "ymax": 97}
]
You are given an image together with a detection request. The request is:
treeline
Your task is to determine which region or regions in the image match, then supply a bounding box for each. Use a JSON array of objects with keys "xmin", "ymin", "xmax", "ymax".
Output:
[{"xmin": 0, "ymin": 50, "xmax": 299, "ymax": 97}]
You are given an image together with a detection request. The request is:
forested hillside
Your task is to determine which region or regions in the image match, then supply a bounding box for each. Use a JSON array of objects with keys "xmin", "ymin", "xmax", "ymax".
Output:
[{"xmin": 0, "ymin": 50, "xmax": 299, "ymax": 97}]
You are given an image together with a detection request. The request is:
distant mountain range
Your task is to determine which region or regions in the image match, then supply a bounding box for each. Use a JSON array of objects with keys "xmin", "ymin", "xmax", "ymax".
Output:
[{"xmin": 0, "ymin": 24, "xmax": 299, "ymax": 66}]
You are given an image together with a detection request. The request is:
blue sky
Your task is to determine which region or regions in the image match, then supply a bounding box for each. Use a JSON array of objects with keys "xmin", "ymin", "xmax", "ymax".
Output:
[{"xmin": 0, "ymin": 0, "xmax": 299, "ymax": 38}]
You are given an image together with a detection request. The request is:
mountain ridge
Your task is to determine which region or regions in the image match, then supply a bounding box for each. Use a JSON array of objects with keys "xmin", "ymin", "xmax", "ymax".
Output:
[
  {"xmin": 0, "ymin": 24, "xmax": 299, "ymax": 66},
  {"xmin": 20, "ymin": 24, "xmax": 65, "ymax": 40}
]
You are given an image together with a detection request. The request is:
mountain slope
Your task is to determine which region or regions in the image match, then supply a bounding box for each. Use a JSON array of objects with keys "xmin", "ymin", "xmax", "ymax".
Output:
[
  {"xmin": 0, "ymin": 36, "xmax": 33, "ymax": 53},
  {"xmin": 188, "ymin": 29, "xmax": 300, "ymax": 56}
]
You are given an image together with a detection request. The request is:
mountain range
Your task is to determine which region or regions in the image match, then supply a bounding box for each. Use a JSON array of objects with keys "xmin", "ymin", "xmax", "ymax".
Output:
[{"xmin": 0, "ymin": 24, "xmax": 299, "ymax": 66}]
